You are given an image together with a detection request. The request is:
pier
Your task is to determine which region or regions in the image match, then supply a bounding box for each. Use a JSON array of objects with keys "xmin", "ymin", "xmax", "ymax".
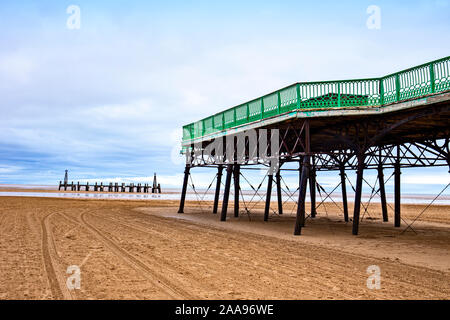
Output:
[{"xmin": 179, "ymin": 56, "xmax": 450, "ymax": 235}]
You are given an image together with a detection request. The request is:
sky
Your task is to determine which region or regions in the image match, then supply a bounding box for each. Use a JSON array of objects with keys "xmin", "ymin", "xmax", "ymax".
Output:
[{"xmin": 0, "ymin": 0, "xmax": 449, "ymax": 194}]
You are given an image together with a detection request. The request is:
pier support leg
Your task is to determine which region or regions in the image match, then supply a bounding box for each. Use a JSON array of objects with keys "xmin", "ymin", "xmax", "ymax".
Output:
[
  {"xmin": 234, "ymin": 164, "xmax": 240, "ymax": 218},
  {"xmin": 309, "ymin": 164, "xmax": 316, "ymax": 218},
  {"xmin": 213, "ymin": 165, "xmax": 223, "ymax": 214},
  {"xmin": 352, "ymin": 156, "xmax": 365, "ymax": 235},
  {"xmin": 340, "ymin": 165, "xmax": 349, "ymax": 222},
  {"xmin": 294, "ymin": 156, "xmax": 310, "ymax": 235},
  {"xmin": 178, "ymin": 166, "xmax": 190, "ymax": 214},
  {"xmin": 378, "ymin": 164, "xmax": 388, "ymax": 222},
  {"xmin": 394, "ymin": 152, "xmax": 401, "ymax": 227},
  {"xmin": 264, "ymin": 174, "xmax": 273, "ymax": 221},
  {"xmin": 220, "ymin": 164, "xmax": 233, "ymax": 221},
  {"xmin": 276, "ymin": 170, "xmax": 283, "ymax": 215}
]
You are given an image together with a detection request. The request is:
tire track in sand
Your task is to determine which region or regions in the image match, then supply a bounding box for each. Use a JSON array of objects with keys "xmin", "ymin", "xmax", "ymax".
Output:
[
  {"xmin": 41, "ymin": 212, "xmax": 74, "ymax": 300},
  {"xmin": 58, "ymin": 211, "xmax": 193, "ymax": 299},
  {"xmin": 113, "ymin": 208, "xmax": 448, "ymax": 299},
  {"xmin": 101, "ymin": 211, "xmax": 356, "ymax": 299}
]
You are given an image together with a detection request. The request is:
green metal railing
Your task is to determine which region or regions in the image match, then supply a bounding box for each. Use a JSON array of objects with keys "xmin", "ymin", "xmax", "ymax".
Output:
[{"xmin": 183, "ymin": 56, "xmax": 450, "ymax": 142}]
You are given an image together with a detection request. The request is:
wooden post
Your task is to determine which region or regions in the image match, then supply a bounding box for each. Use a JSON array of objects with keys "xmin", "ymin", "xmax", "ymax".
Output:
[
  {"xmin": 264, "ymin": 173, "xmax": 273, "ymax": 221},
  {"xmin": 234, "ymin": 164, "xmax": 240, "ymax": 217},
  {"xmin": 213, "ymin": 165, "xmax": 223, "ymax": 214},
  {"xmin": 178, "ymin": 166, "xmax": 190, "ymax": 213},
  {"xmin": 276, "ymin": 170, "xmax": 283, "ymax": 215},
  {"xmin": 220, "ymin": 164, "xmax": 233, "ymax": 221},
  {"xmin": 340, "ymin": 165, "xmax": 349, "ymax": 222},
  {"xmin": 352, "ymin": 155, "xmax": 365, "ymax": 235}
]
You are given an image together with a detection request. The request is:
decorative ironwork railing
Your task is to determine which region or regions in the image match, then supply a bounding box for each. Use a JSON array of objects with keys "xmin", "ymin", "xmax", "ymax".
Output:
[{"xmin": 183, "ymin": 56, "xmax": 450, "ymax": 142}]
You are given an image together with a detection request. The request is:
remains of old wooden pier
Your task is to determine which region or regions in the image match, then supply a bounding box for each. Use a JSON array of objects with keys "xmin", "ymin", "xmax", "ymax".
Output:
[
  {"xmin": 179, "ymin": 56, "xmax": 450, "ymax": 235},
  {"xmin": 58, "ymin": 172, "xmax": 162, "ymax": 193}
]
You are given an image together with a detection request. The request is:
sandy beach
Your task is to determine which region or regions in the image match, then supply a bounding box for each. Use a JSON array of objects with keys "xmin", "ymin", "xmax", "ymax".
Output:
[{"xmin": 0, "ymin": 196, "xmax": 448, "ymax": 299}]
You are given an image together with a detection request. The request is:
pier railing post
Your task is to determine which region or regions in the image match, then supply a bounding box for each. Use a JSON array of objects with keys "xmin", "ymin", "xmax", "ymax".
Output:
[{"xmin": 178, "ymin": 165, "xmax": 190, "ymax": 214}]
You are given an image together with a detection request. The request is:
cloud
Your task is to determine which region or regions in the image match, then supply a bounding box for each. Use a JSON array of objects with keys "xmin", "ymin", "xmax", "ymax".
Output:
[
  {"xmin": 0, "ymin": 1, "xmax": 449, "ymax": 188},
  {"xmin": 0, "ymin": 165, "xmax": 22, "ymax": 174}
]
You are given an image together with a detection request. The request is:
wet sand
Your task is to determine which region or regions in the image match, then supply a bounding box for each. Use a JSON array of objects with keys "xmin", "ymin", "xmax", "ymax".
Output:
[{"xmin": 0, "ymin": 196, "xmax": 449, "ymax": 299}]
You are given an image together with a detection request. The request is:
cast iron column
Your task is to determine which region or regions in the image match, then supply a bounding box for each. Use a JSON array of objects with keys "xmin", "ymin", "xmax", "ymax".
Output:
[
  {"xmin": 276, "ymin": 170, "xmax": 283, "ymax": 215},
  {"xmin": 394, "ymin": 146, "xmax": 401, "ymax": 227},
  {"xmin": 340, "ymin": 165, "xmax": 349, "ymax": 222},
  {"xmin": 352, "ymin": 155, "xmax": 365, "ymax": 235},
  {"xmin": 309, "ymin": 160, "xmax": 316, "ymax": 218},
  {"xmin": 234, "ymin": 164, "xmax": 240, "ymax": 217},
  {"xmin": 178, "ymin": 165, "xmax": 190, "ymax": 213},
  {"xmin": 264, "ymin": 173, "xmax": 273, "ymax": 221},
  {"xmin": 220, "ymin": 164, "xmax": 233, "ymax": 221},
  {"xmin": 212, "ymin": 165, "xmax": 223, "ymax": 214}
]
